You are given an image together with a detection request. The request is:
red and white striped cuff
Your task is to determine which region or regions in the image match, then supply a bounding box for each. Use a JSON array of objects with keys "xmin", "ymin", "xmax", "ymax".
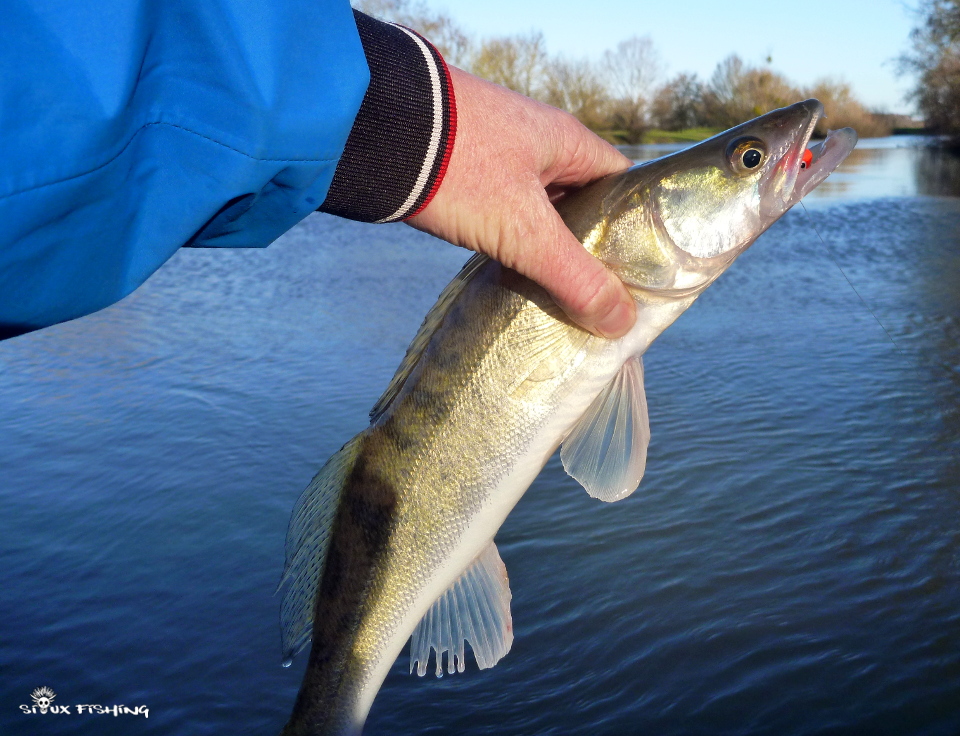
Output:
[{"xmin": 319, "ymin": 11, "xmax": 457, "ymax": 223}]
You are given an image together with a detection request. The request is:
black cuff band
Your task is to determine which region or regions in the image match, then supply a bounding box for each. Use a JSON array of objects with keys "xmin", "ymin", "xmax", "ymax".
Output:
[{"xmin": 319, "ymin": 11, "xmax": 457, "ymax": 223}]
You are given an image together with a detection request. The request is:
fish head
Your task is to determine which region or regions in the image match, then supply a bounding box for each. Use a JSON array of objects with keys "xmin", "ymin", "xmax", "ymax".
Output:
[{"xmin": 560, "ymin": 99, "xmax": 857, "ymax": 294}]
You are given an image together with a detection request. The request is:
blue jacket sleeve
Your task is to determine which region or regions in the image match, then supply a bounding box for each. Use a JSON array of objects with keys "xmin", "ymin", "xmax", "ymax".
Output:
[{"xmin": 0, "ymin": 0, "xmax": 370, "ymax": 339}]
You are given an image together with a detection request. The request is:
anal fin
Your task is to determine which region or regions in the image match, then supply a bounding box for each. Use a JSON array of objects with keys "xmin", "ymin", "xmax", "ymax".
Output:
[
  {"xmin": 560, "ymin": 355, "xmax": 649, "ymax": 502},
  {"xmin": 410, "ymin": 542, "xmax": 513, "ymax": 677}
]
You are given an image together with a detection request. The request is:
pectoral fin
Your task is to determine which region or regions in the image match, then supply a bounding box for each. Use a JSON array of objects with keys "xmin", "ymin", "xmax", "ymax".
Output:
[
  {"xmin": 560, "ymin": 356, "xmax": 649, "ymax": 502},
  {"xmin": 505, "ymin": 298, "xmax": 592, "ymax": 394},
  {"xmin": 410, "ymin": 542, "xmax": 513, "ymax": 677}
]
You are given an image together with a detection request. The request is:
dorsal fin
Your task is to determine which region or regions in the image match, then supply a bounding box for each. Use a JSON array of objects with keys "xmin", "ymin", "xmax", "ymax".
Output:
[
  {"xmin": 277, "ymin": 433, "xmax": 365, "ymax": 664},
  {"xmin": 370, "ymin": 254, "xmax": 490, "ymax": 423},
  {"xmin": 560, "ymin": 356, "xmax": 650, "ymax": 502},
  {"xmin": 410, "ymin": 541, "xmax": 513, "ymax": 677}
]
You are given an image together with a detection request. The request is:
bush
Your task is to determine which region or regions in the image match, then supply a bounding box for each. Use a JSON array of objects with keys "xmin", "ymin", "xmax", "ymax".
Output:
[
  {"xmin": 702, "ymin": 55, "xmax": 800, "ymax": 128},
  {"xmin": 803, "ymin": 79, "xmax": 891, "ymax": 138}
]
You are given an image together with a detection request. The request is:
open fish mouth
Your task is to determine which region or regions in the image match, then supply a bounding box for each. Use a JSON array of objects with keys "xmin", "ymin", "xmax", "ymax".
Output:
[
  {"xmin": 748, "ymin": 99, "xmax": 856, "ymax": 221},
  {"xmin": 786, "ymin": 108, "xmax": 858, "ymax": 205}
]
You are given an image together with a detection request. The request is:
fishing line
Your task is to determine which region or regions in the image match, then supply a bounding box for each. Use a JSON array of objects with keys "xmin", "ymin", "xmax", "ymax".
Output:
[
  {"xmin": 799, "ymin": 201, "xmax": 912, "ymax": 365},
  {"xmin": 800, "ymin": 196, "xmax": 951, "ymax": 440}
]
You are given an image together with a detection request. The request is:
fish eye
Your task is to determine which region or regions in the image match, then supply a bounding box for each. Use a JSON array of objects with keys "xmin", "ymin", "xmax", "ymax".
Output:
[{"xmin": 727, "ymin": 137, "xmax": 767, "ymax": 175}]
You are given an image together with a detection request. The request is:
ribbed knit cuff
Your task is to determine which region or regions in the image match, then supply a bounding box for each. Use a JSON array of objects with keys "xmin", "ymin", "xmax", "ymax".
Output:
[{"xmin": 319, "ymin": 11, "xmax": 457, "ymax": 223}]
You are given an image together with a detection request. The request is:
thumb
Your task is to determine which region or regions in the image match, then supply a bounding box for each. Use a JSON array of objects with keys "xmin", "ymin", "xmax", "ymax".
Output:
[{"xmin": 506, "ymin": 187, "xmax": 636, "ymax": 339}]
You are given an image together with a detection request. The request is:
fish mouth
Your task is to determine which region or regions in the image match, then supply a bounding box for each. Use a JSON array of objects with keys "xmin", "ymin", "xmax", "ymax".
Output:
[
  {"xmin": 755, "ymin": 99, "xmax": 857, "ymax": 219},
  {"xmin": 784, "ymin": 102, "xmax": 858, "ymax": 206}
]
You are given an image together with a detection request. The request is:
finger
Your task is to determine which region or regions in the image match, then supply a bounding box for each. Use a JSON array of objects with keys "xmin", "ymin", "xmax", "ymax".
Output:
[{"xmin": 504, "ymin": 188, "xmax": 636, "ymax": 339}]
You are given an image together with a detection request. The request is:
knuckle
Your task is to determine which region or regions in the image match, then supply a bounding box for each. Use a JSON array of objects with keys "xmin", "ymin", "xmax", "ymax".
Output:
[{"xmin": 570, "ymin": 265, "xmax": 615, "ymax": 318}]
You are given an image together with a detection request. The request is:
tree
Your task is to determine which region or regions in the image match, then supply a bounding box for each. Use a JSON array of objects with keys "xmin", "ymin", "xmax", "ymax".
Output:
[
  {"xmin": 541, "ymin": 57, "xmax": 608, "ymax": 131},
  {"xmin": 353, "ymin": 0, "xmax": 472, "ymax": 66},
  {"xmin": 650, "ymin": 73, "xmax": 709, "ymax": 130},
  {"xmin": 704, "ymin": 55, "xmax": 799, "ymax": 128},
  {"xmin": 803, "ymin": 79, "xmax": 890, "ymax": 138},
  {"xmin": 900, "ymin": 0, "xmax": 960, "ymax": 143},
  {"xmin": 600, "ymin": 36, "xmax": 663, "ymax": 142},
  {"xmin": 471, "ymin": 32, "xmax": 549, "ymax": 99}
]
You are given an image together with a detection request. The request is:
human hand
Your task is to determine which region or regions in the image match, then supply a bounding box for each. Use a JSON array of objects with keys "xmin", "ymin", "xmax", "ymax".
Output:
[{"xmin": 407, "ymin": 66, "xmax": 636, "ymax": 339}]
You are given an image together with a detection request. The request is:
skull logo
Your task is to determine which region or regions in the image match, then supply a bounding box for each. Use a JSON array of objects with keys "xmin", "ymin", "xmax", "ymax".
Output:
[{"xmin": 30, "ymin": 687, "xmax": 56, "ymax": 714}]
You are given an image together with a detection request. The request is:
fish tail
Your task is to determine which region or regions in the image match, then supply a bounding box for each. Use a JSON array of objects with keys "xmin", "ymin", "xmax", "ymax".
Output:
[{"xmin": 279, "ymin": 686, "xmax": 363, "ymax": 736}]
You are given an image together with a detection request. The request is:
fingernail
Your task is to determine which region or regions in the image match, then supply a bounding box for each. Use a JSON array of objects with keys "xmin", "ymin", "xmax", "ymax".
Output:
[{"xmin": 594, "ymin": 297, "xmax": 636, "ymax": 339}]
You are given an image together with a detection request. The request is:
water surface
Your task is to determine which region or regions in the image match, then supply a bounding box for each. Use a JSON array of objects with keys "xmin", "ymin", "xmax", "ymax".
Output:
[{"xmin": 1, "ymin": 138, "xmax": 958, "ymax": 735}]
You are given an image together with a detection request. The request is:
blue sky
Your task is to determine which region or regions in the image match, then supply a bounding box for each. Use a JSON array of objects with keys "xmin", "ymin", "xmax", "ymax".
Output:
[{"xmin": 421, "ymin": 0, "xmax": 918, "ymax": 114}]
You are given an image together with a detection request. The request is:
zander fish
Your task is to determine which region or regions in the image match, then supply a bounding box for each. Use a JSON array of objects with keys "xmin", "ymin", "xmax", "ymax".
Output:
[{"xmin": 278, "ymin": 100, "xmax": 857, "ymax": 735}]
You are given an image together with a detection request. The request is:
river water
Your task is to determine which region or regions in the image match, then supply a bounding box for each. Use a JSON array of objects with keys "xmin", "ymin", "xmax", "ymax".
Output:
[{"xmin": 1, "ymin": 137, "xmax": 958, "ymax": 735}]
